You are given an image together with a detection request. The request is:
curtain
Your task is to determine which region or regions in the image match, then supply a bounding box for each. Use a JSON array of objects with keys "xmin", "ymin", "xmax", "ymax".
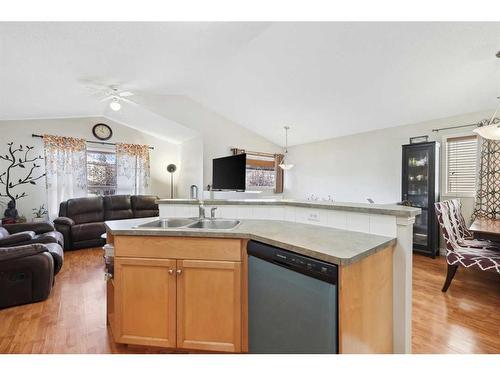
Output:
[
  {"xmin": 274, "ymin": 153, "xmax": 284, "ymax": 193},
  {"xmin": 116, "ymin": 143, "xmax": 151, "ymax": 195},
  {"xmin": 43, "ymin": 134, "xmax": 87, "ymax": 218},
  {"xmin": 472, "ymin": 138, "xmax": 500, "ymax": 219}
]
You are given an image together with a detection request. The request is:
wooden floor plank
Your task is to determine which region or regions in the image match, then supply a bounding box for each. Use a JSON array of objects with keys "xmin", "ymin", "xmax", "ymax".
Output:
[
  {"xmin": 0, "ymin": 248, "xmax": 498, "ymax": 353},
  {"xmin": 412, "ymin": 254, "xmax": 500, "ymax": 354}
]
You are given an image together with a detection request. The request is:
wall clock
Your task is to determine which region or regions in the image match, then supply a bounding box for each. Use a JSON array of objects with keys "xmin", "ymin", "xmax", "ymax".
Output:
[{"xmin": 92, "ymin": 123, "xmax": 113, "ymax": 141}]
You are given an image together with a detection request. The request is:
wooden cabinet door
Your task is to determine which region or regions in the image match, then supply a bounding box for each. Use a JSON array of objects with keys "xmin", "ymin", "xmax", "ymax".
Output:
[
  {"xmin": 115, "ymin": 257, "xmax": 177, "ymax": 348},
  {"xmin": 176, "ymin": 260, "xmax": 242, "ymax": 352}
]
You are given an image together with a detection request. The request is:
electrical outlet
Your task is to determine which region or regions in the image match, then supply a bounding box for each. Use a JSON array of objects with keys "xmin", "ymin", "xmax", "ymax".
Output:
[{"xmin": 308, "ymin": 212, "xmax": 320, "ymax": 222}]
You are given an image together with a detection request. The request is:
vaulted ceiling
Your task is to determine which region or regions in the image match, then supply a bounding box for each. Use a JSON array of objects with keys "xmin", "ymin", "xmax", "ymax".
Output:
[{"xmin": 0, "ymin": 22, "xmax": 499, "ymax": 145}]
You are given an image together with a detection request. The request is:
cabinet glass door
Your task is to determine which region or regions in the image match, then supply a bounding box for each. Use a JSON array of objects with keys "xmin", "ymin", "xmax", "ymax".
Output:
[
  {"xmin": 406, "ymin": 147, "xmax": 430, "ymax": 247},
  {"xmin": 402, "ymin": 142, "xmax": 438, "ymax": 255},
  {"xmin": 405, "ymin": 147, "xmax": 430, "ymax": 209},
  {"xmin": 413, "ymin": 208, "xmax": 429, "ymax": 246}
]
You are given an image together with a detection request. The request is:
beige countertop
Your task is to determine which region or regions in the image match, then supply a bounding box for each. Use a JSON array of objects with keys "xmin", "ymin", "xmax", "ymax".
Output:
[
  {"xmin": 157, "ymin": 198, "xmax": 421, "ymax": 218},
  {"xmin": 105, "ymin": 217, "xmax": 396, "ymax": 266}
]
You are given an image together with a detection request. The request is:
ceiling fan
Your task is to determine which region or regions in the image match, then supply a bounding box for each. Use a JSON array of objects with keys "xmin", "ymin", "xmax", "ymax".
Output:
[{"xmin": 82, "ymin": 81, "xmax": 139, "ymax": 111}]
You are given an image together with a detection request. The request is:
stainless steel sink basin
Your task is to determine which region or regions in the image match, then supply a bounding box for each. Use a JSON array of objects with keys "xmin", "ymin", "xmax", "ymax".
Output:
[
  {"xmin": 187, "ymin": 219, "xmax": 240, "ymax": 230},
  {"xmin": 136, "ymin": 218, "xmax": 197, "ymax": 228}
]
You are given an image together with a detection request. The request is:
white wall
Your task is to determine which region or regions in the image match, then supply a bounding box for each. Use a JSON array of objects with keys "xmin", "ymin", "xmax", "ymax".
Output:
[
  {"xmin": 177, "ymin": 135, "xmax": 204, "ymax": 199},
  {"xmin": 284, "ymin": 110, "xmax": 491, "ymax": 224},
  {"xmin": 0, "ymin": 116, "xmax": 180, "ymax": 219},
  {"xmin": 138, "ymin": 95, "xmax": 283, "ymax": 190}
]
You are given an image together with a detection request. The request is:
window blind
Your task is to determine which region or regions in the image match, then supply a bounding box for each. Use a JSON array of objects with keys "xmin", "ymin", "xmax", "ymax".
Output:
[{"xmin": 446, "ymin": 135, "xmax": 478, "ymax": 194}]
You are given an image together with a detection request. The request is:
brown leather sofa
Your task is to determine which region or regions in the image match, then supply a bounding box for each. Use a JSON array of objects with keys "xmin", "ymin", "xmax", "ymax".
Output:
[
  {"xmin": 54, "ymin": 195, "xmax": 159, "ymax": 250},
  {"xmin": 0, "ymin": 244, "xmax": 57, "ymax": 309},
  {"xmin": 0, "ymin": 222, "xmax": 64, "ymax": 274}
]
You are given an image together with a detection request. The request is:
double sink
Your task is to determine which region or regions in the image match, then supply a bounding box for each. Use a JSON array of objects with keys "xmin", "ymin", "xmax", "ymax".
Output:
[{"xmin": 135, "ymin": 217, "xmax": 241, "ymax": 230}]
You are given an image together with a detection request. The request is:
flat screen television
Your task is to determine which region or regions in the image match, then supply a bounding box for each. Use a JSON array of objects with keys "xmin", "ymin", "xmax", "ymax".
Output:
[{"xmin": 212, "ymin": 154, "xmax": 246, "ymax": 191}]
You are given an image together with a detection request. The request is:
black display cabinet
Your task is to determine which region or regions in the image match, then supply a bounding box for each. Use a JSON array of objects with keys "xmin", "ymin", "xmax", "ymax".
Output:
[{"xmin": 402, "ymin": 141, "xmax": 440, "ymax": 257}]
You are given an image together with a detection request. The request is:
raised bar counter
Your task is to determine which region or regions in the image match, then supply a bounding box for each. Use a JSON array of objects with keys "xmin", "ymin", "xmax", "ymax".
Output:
[
  {"xmin": 105, "ymin": 217, "xmax": 396, "ymax": 266},
  {"xmin": 157, "ymin": 198, "xmax": 421, "ymax": 218}
]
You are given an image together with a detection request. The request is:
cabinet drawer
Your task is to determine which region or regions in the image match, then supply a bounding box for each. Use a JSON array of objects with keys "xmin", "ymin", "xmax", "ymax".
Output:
[{"xmin": 114, "ymin": 236, "xmax": 242, "ymax": 261}]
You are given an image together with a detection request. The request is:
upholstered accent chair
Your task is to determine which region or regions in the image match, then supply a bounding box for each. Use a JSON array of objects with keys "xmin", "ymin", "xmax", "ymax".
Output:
[{"xmin": 434, "ymin": 200, "xmax": 500, "ymax": 292}]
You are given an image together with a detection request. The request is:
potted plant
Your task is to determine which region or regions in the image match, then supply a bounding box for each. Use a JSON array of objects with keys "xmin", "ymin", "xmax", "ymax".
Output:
[{"xmin": 32, "ymin": 204, "xmax": 48, "ymax": 222}]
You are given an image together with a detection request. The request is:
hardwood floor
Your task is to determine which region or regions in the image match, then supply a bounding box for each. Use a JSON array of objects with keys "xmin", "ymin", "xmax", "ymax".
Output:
[
  {"xmin": 412, "ymin": 254, "xmax": 499, "ymax": 354},
  {"xmin": 0, "ymin": 248, "xmax": 172, "ymax": 354},
  {"xmin": 0, "ymin": 248, "xmax": 498, "ymax": 353}
]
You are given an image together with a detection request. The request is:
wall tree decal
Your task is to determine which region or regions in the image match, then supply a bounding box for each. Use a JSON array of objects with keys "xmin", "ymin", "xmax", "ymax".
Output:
[{"xmin": 0, "ymin": 142, "xmax": 45, "ymax": 208}]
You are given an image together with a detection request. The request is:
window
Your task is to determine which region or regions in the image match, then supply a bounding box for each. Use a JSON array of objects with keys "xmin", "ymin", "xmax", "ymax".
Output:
[
  {"xmin": 246, "ymin": 158, "xmax": 276, "ymax": 190},
  {"xmin": 86, "ymin": 149, "xmax": 117, "ymax": 196},
  {"xmin": 445, "ymin": 135, "xmax": 478, "ymax": 195},
  {"xmin": 231, "ymin": 148, "xmax": 284, "ymax": 193}
]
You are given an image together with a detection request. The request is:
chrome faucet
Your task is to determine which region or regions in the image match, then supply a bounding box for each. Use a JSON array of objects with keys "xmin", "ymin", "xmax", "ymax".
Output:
[
  {"xmin": 198, "ymin": 201, "xmax": 206, "ymax": 220},
  {"xmin": 190, "ymin": 185, "xmax": 199, "ymax": 200}
]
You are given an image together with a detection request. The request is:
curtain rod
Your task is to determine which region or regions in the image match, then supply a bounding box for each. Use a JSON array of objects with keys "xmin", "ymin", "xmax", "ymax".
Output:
[
  {"xmin": 231, "ymin": 147, "xmax": 278, "ymax": 158},
  {"xmin": 431, "ymin": 123, "xmax": 478, "ymax": 133},
  {"xmin": 31, "ymin": 134, "xmax": 154, "ymax": 150}
]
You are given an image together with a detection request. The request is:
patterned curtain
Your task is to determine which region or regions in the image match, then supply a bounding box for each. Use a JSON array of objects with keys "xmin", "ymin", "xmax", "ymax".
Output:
[
  {"xmin": 116, "ymin": 143, "xmax": 151, "ymax": 195},
  {"xmin": 43, "ymin": 135, "xmax": 87, "ymax": 218},
  {"xmin": 472, "ymin": 138, "xmax": 500, "ymax": 219}
]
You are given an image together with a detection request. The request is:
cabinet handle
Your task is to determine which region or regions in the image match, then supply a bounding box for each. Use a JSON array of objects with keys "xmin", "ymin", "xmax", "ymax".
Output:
[
  {"xmin": 168, "ymin": 269, "xmax": 174, "ymax": 275},
  {"xmin": 176, "ymin": 269, "xmax": 182, "ymax": 275}
]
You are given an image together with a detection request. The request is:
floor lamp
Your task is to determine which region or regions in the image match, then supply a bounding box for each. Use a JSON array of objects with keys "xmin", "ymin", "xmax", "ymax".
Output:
[{"xmin": 167, "ymin": 164, "xmax": 177, "ymax": 199}]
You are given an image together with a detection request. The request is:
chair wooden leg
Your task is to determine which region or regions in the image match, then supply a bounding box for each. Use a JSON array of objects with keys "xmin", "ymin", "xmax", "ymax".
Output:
[{"xmin": 442, "ymin": 264, "xmax": 458, "ymax": 292}]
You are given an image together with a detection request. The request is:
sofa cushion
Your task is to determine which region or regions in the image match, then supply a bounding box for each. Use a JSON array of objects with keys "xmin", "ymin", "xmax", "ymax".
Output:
[
  {"xmin": 104, "ymin": 195, "xmax": 133, "ymax": 221},
  {"xmin": 71, "ymin": 222, "xmax": 106, "ymax": 242},
  {"xmin": 0, "ymin": 231, "xmax": 36, "ymax": 247},
  {"xmin": 0, "ymin": 243, "xmax": 48, "ymax": 262},
  {"xmin": 43, "ymin": 243, "xmax": 64, "ymax": 275},
  {"xmin": 66, "ymin": 197, "xmax": 104, "ymax": 224},
  {"xmin": 33, "ymin": 231, "xmax": 64, "ymax": 247},
  {"xmin": 131, "ymin": 195, "xmax": 159, "ymax": 218},
  {"xmin": 3, "ymin": 222, "xmax": 56, "ymax": 235},
  {"xmin": 0, "ymin": 227, "xmax": 10, "ymax": 240}
]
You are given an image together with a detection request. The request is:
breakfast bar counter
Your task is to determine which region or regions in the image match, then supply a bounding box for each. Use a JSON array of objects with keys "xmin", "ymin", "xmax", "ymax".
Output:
[{"xmin": 105, "ymin": 217, "xmax": 396, "ymax": 266}]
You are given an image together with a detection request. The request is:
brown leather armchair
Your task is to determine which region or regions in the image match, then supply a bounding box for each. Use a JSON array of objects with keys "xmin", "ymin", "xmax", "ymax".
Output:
[
  {"xmin": 55, "ymin": 195, "xmax": 159, "ymax": 250},
  {"xmin": 0, "ymin": 244, "xmax": 54, "ymax": 309},
  {"xmin": 0, "ymin": 223, "xmax": 64, "ymax": 274},
  {"xmin": 1, "ymin": 221, "xmax": 64, "ymax": 247}
]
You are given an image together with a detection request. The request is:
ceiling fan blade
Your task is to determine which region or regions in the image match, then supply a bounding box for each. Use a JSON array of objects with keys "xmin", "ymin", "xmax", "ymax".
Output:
[
  {"xmin": 100, "ymin": 96, "xmax": 113, "ymax": 102},
  {"xmin": 120, "ymin": 97, "xmax": 139, "ymax": 106},
  {"xmin": 119, "ymin": 91, "xmax": 134, "ymax": 97}
]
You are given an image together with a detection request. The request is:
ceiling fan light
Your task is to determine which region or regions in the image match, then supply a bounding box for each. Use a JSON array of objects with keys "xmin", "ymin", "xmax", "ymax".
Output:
[
  {"xmin": 473, "ymin": 123, "xmax": 500, "ymax": 140},
  {"xmin": 110, "ymin": 99, "xmax": 121, "ymax": 111}
]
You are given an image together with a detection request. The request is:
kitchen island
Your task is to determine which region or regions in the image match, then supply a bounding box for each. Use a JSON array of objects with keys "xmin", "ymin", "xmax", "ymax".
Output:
[
  {"xmin": 158, "ymin": 198, "xmax": 421, "ymax": 353},
  {"xmin": 105, "ymin": 216, "xmax": 399, "ymax": 353}
]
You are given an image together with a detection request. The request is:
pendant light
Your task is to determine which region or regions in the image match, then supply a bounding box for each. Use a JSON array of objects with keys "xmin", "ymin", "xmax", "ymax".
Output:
[
  {"xmin": 473, "ymin": 97, "xmax": 500, "ymax": 140},
  {"xmin": 473, "ymin": 52, "xmax": 500, "ymax": 139},
  {"xmin": 279, "ymin": 126, "xmax": 294, "ymax": 170}
]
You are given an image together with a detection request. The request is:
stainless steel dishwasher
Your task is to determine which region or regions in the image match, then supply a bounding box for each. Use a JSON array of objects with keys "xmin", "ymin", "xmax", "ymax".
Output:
[{"xmin": 247, "ymin": 240, "xmax": 338, "ymax": 354}]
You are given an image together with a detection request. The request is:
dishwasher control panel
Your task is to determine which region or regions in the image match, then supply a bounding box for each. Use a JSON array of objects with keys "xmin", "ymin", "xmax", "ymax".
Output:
[{"xmin": 248, "ymin": 240, "xmax": 338, "ymax": 284}]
